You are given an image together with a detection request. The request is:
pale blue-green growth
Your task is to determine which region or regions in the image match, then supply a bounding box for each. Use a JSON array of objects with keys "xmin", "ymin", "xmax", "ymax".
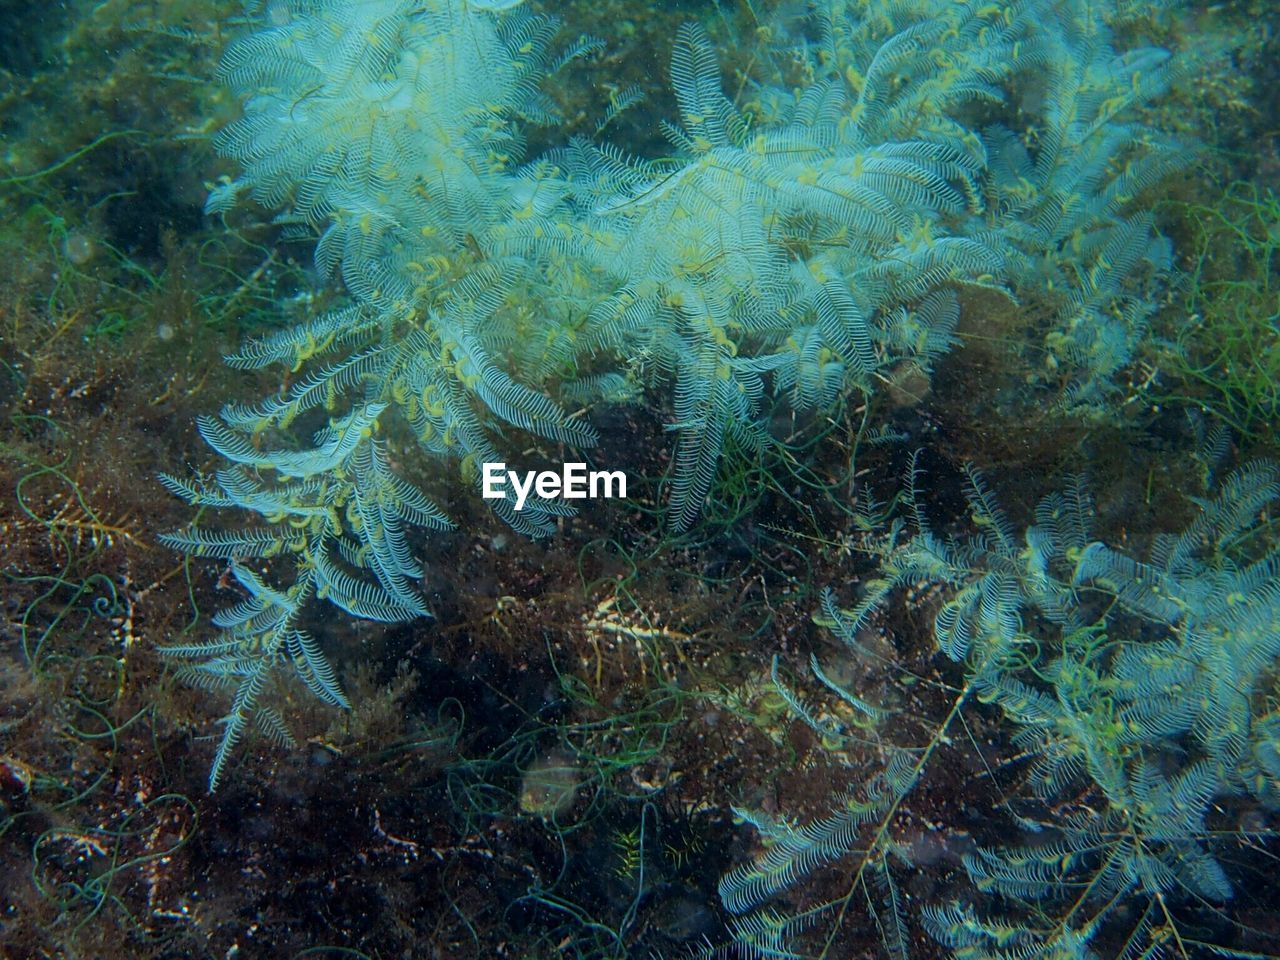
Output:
[
  {"xmin": 164, "ymin": 0, "xmax": 1213, "ymax": 790},
  {"xmin": 716, "ymin": 458, "xmax": 1280, "ymax": 958}
]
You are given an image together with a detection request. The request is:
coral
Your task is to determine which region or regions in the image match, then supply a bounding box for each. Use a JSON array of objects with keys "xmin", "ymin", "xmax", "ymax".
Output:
[
  {"xmin": 162, "ymin": 0, "xmax": 1218, "ymax": 787},
  {"xmin": 974, "ymin": 10, "xmax": 1194, "ymax": 411},
  {"xmin": 712, "ymin": 458, "xmax": 1280, "ymax": 958}
]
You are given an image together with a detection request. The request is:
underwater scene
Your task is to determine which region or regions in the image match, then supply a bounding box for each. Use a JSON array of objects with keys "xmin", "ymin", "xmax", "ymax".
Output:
[{"xmin": 1, "ymin": 0, "xmax": 1279, "ymax": 957}]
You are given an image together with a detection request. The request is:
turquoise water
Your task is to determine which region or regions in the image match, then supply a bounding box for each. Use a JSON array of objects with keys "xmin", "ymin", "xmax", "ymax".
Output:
[{"xmin": 0, "ymin": 0, "xmax": 1277, "ymax": 957}]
